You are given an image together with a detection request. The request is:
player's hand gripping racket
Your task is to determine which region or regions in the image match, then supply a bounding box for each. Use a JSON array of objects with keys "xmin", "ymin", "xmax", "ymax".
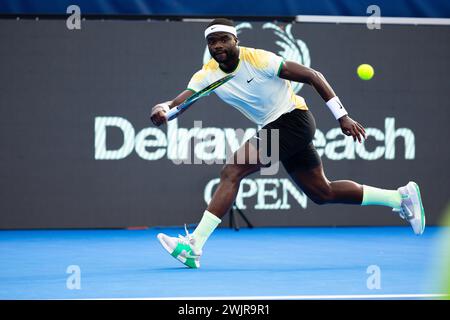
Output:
[{"xmin": 166, "ymin": 73, "xmax": 235, "ymax": 121}]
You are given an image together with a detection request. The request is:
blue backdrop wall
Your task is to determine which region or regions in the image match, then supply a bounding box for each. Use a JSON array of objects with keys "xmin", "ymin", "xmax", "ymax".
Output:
[{"xmin": 1, "ymin": 0, "xmax": 450, "ymax": 18}]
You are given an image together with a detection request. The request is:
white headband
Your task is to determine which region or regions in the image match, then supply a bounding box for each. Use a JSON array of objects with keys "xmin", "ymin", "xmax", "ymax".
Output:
[{"xmin": 204, "ymin": 24, "xmax": 237, "ymax": 39}]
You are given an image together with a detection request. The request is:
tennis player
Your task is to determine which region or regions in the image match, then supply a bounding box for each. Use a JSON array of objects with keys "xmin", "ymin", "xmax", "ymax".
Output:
[{"xmin": 151, "ymin": 18, "xmax": 425, "ymax": 269}]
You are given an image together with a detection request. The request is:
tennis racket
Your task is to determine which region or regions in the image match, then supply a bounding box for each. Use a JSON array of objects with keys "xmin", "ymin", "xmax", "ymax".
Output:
[{"xmin": 166, "ymin": 73, "xmax": 235, "ymax": 121}]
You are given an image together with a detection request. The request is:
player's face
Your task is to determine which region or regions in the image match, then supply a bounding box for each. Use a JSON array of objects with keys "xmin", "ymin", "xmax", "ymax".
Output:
[{"xmin": 206, "ymin": 32, "xmax": 238, "ymax": 63}]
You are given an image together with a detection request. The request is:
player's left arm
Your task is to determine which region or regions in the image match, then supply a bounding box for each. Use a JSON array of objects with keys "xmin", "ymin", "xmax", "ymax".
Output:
[{"xmin": 279, "ymin": 60, "xmax": 366, "ymax": 143}]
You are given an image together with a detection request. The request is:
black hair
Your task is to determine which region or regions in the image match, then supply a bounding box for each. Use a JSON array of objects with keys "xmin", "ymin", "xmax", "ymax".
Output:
[{"xmin": 207, "ymin": 18, "xmax": 235, "ymax": 28}]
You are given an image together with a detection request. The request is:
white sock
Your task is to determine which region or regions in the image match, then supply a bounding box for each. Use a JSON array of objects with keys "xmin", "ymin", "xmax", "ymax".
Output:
[
  {"xmin": 361, "ymin": 185, "xmax": 402, "ymax": 209},
  {"xmin": 192, "ymin": 210, "xmax": 221, "ymax": 251}
]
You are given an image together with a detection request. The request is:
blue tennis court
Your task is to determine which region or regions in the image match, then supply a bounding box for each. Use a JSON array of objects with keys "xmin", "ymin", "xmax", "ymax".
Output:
[{"xmin": 0, "ymin": 226, "xmax": 445, "ymax": 300}]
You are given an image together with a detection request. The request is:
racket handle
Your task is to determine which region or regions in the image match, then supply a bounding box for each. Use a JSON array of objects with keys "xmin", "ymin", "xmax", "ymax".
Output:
[{"xmin": 166, "ymin": 107, "xmax": 179, "ymax": 121}]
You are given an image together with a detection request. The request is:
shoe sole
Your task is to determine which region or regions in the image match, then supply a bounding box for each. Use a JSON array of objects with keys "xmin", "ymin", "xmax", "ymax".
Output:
[
  {"xmin": 410, "ymin": 182, "xmax": 425, "ymax": 235},
  {"xmin": 157, "ymin": 234, "xmax": 200, "ymax": 269}
]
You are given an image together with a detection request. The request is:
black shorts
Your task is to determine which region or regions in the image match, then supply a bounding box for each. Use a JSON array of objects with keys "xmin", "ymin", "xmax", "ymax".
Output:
[{"xmin": 255, "ymin": 108, "xmax": 322, "ymax": 173}]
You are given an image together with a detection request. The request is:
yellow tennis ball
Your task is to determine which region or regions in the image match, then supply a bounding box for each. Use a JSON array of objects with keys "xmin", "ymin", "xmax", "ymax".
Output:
[{"xmin": 357, "ymin": 64, "xmax": 374, "ymax": 80}]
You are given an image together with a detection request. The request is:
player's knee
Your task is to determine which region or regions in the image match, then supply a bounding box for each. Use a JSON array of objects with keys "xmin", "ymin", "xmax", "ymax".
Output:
[
  {"xmin": 309, "ymin": 185, "xmax": 334, "ymax": 205},
  {"xmin": 220, "ymin": 164, "xmax": 245, "ymax": 184}
]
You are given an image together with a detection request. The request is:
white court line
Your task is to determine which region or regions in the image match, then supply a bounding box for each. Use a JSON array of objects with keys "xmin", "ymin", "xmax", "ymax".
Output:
[
  {"xmin": 295, "ymin": 15, "xmax": 450, "ymax": 25},
  {"xmin": 90, "ymin": 293, "xmax": 445, "ymax": 300}
]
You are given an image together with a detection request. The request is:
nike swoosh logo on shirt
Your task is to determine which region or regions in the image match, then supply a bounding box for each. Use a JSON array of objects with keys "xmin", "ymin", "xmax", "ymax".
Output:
[{"xmin": 247, "ymin": 78, "xmax": 254, "ymax": 83}]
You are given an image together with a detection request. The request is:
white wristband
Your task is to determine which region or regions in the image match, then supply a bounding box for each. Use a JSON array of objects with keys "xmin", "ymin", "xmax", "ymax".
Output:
[{"xmin": 326, "ymin": 96, "xmax": 348, "ymax": 120}]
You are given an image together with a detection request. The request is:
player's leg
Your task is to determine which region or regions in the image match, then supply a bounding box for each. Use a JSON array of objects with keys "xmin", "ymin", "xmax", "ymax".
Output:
[
  {"xmin": 285, "ymin": 146, "xmax": 425, "ymax": 235},
  {"xmin": 157, "ymin": 137, "xmax": 265, "ymax": 268},
  {"xmin": 191, "ymin": 139, "xmax": 265, "ymax": 248},
  {"xmin": 206, "ymin": 142, "xmax": 265, "ymax": 218},
  {"xmin": 287, "ymin": 162, "xmax": 364, "ymax": 205}
]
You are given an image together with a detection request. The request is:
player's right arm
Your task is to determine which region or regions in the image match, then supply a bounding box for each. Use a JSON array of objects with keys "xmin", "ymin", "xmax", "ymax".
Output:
[{"xmin": 150, "ymin": 89, "xmax": 194, "ymax": 127}]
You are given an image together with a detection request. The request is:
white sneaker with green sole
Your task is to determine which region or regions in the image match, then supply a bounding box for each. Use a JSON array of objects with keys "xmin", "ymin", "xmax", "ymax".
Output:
[
  {"xmin": 157, "ymin": 225, "xmax": 202, "ymax": 269},
  {"xmin": 393, "ymin": 181, "xmax": 426, "ymax": 235}
]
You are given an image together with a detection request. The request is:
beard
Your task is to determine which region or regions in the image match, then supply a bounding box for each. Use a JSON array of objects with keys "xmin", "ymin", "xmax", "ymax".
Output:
[{"xmin": 214, "ymin": 52, "xmax": 228, "ymax": 62}]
